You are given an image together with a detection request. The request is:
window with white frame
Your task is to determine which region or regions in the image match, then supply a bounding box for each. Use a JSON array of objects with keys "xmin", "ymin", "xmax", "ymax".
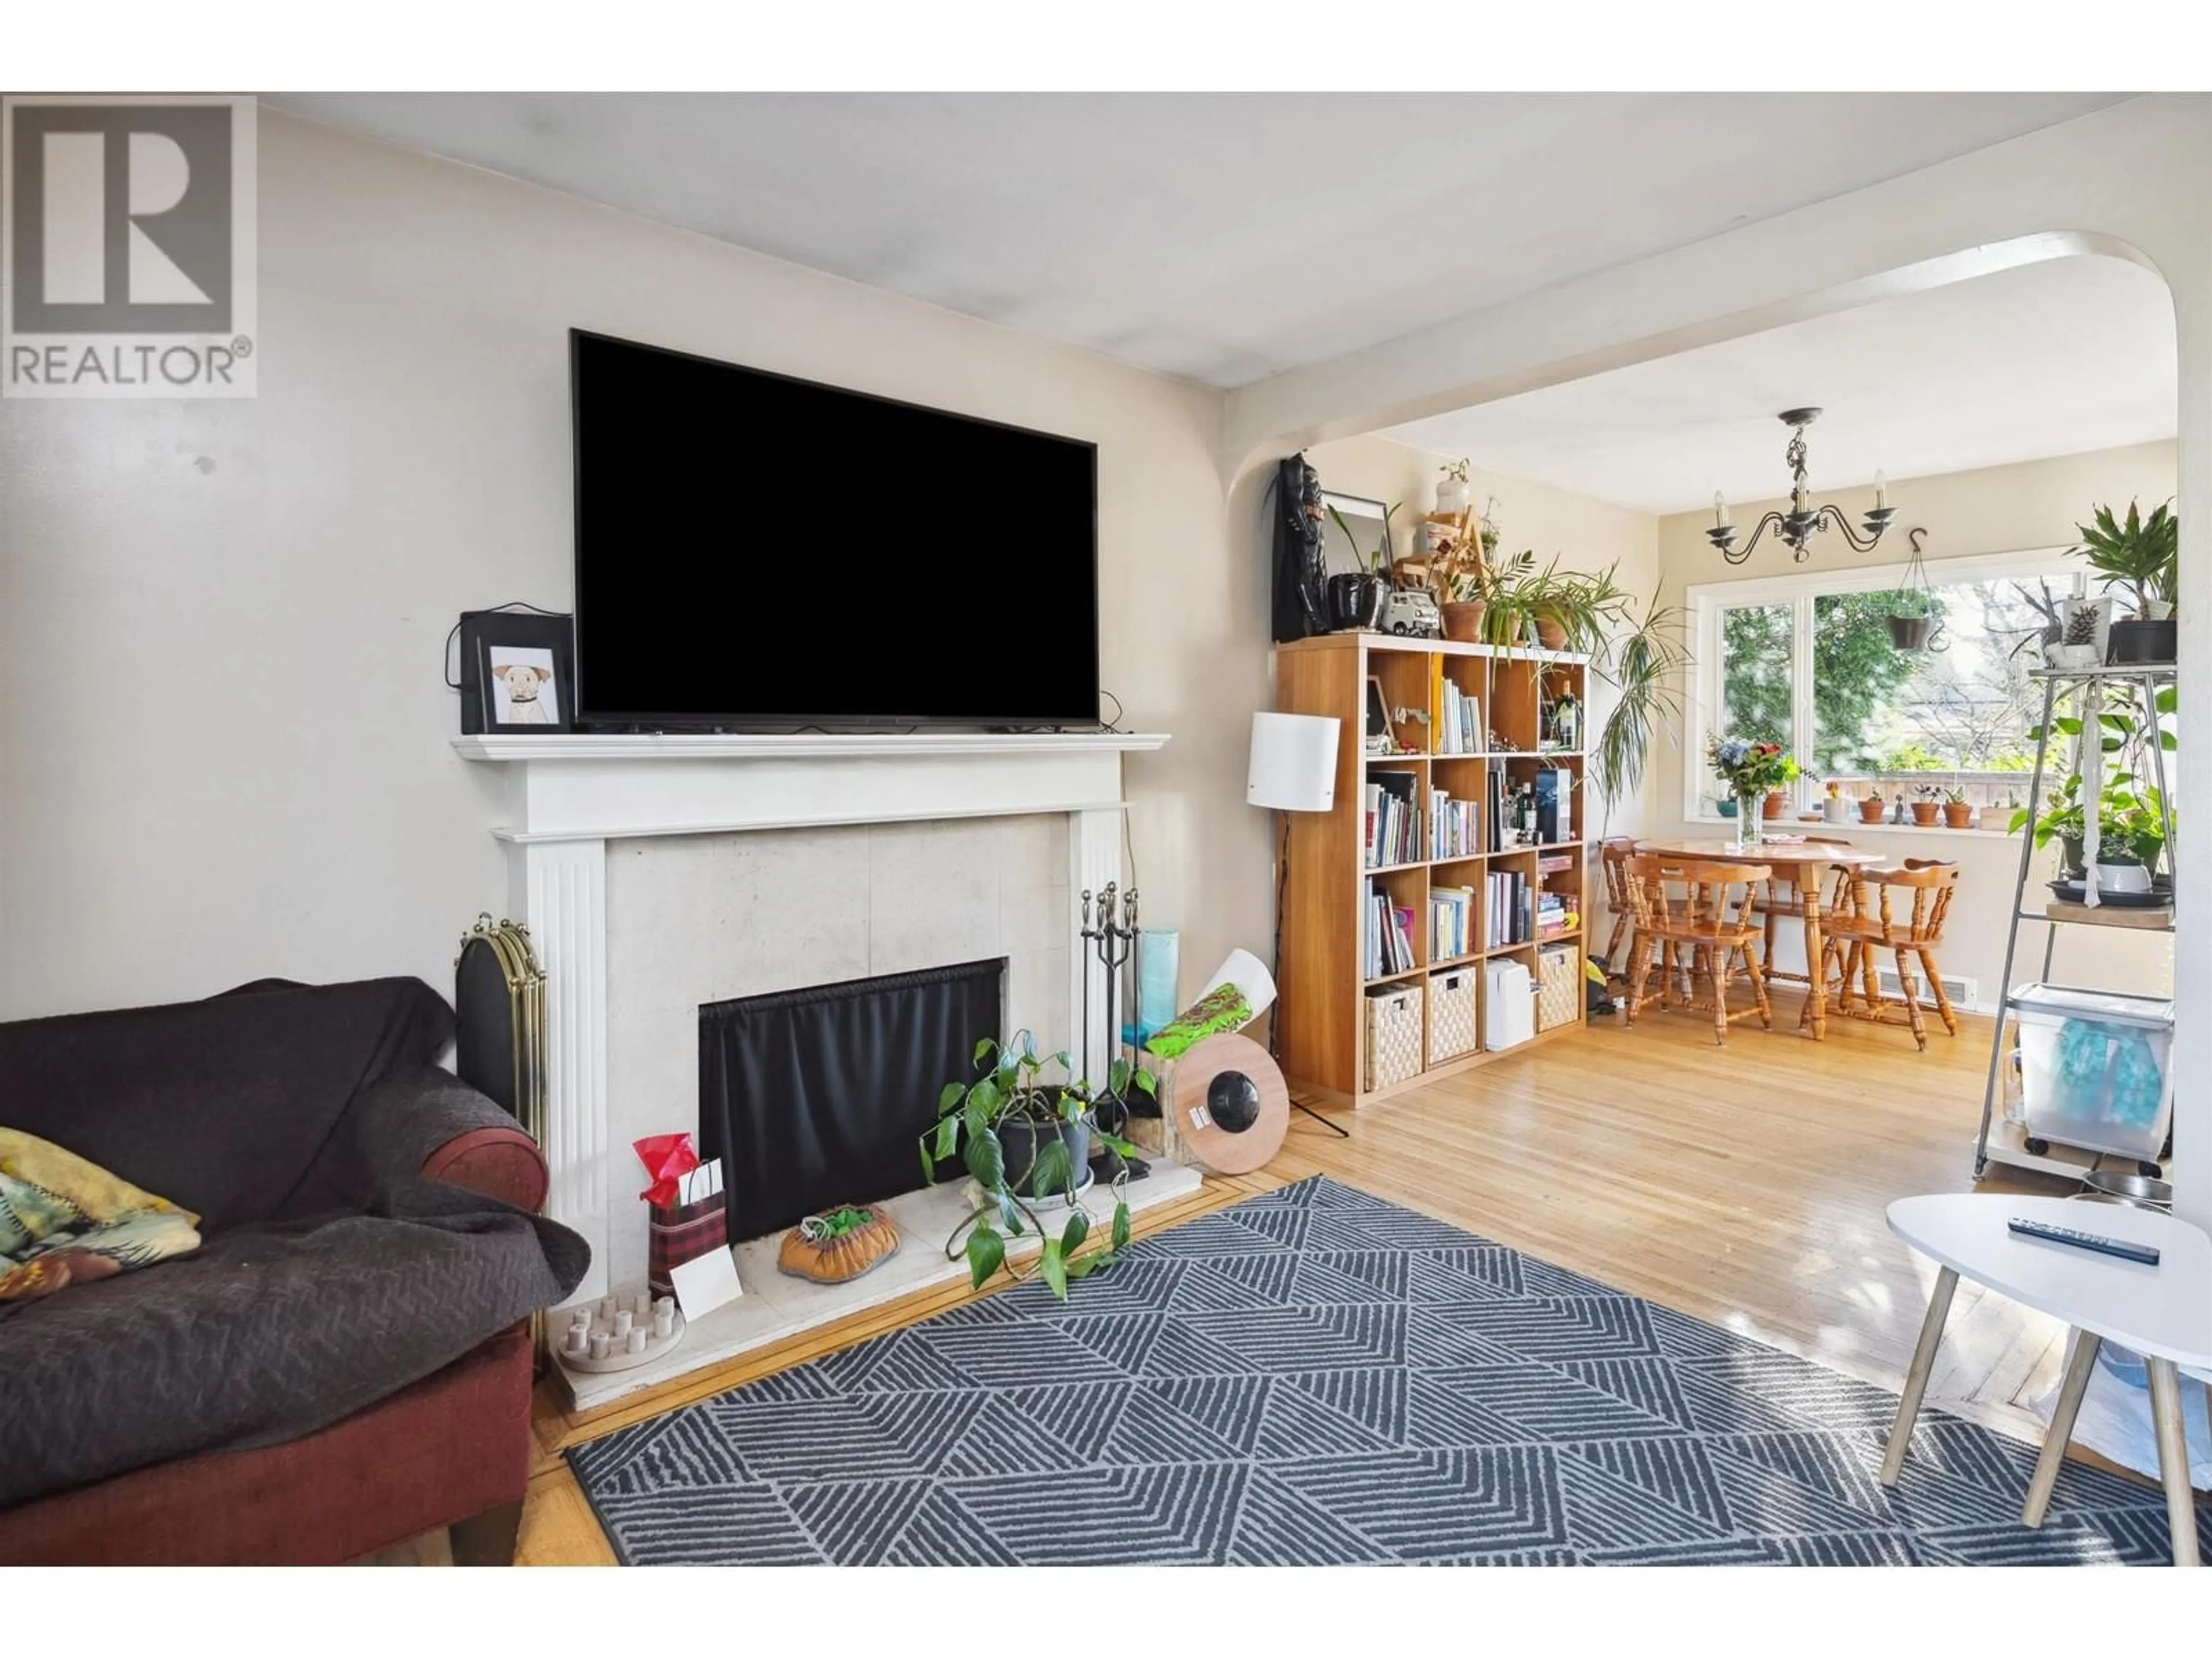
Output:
[{"xmin": 1685, "ymin": 548, "xmax": 2079, "ymax": 820}]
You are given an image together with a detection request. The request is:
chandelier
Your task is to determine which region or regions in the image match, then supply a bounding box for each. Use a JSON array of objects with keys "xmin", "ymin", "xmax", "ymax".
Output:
[{"xmin": 1707, "ymin": 407, "xmax": 1896, "ymax": 566}]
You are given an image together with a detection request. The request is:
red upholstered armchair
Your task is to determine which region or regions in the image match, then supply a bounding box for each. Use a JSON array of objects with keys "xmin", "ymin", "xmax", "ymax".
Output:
[{"xmin": 0, "ymin": 978, "xmax": 584, "ymax": 1566}]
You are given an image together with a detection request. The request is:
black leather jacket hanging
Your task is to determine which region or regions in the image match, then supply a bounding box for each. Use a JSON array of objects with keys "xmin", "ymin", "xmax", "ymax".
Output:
[{"xmin": 1269, "ymin": 453, "xmax": 1328, "ymax": 643}]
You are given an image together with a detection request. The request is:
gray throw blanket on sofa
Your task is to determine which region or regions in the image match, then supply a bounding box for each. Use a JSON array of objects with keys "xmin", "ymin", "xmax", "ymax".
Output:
[{"xmin": 0, "ymin": 978, "xmax": 589, "ymax": 1509}]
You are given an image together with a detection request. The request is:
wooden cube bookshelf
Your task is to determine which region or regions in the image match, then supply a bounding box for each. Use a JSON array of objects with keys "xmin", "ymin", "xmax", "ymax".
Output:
[{"xmin": 1273, "ymin": 631, "xmax": 1590, "ymax": 1108}]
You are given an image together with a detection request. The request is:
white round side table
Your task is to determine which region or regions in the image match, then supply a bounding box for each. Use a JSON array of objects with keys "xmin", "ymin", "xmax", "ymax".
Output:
[{"xmin": 1883, "ymin": 1193, "xmax": 2211, "ymax": 1567}]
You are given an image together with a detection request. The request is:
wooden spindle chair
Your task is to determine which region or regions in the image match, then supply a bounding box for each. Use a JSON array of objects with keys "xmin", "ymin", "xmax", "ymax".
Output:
[
  {"xmin": 1599, "ymin": 836, "xmax": 1638, "ymax": 972},
  {"xmin": 1621, "ymin": 855, "xmax": 1775, "ymax": 1046},
  {"xmin": 1820, "ymin": 858, "xmax": 1961, "ymax": 1050}
]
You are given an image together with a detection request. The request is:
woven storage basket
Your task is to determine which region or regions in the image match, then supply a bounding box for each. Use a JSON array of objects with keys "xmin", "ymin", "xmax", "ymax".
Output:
[
  {"xmin": 1426, "ymin": 967, "xmax": 1478, "ymax": 1063},
  {"xmin": 1536, "ymin": 944, "xmax": 1581, "ymax": 1032},
  {"xmin": 1363, "ymin": 982, "xmax": 1425, "ymax": 1091}
]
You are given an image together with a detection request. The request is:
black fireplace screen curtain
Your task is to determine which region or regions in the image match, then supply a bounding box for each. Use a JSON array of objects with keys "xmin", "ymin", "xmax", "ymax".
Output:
[{"xmin": 698, "ymin": 957, "xmax": 1004, "ymax": 1243}]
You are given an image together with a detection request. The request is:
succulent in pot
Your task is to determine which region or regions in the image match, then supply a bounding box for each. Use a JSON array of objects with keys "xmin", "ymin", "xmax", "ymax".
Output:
[{"xmin": 1941, "ymin": 787, "xmax": 1975, "ymax": 830}]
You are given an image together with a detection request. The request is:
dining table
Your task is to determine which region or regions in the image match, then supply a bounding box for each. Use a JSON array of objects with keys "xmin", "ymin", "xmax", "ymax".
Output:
[{"xmin": 1633, "ymin": 836, "xmax": 1888, "ymax": 1040}]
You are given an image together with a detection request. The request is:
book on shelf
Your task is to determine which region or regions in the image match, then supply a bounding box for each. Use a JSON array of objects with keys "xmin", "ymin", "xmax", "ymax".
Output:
[
  {"xmin": 1536, "ymin": 853, "xmax": 1574, "ymax": 876},
  {"xmin": 1428, "ymin": 789, "xmax": 1480, "ymax": 861},
  {"xmin": 1535, "ymin": 891, "xmax": 1571, "ymax": 941},
  {"xmin": 1433, "ymin": 681, "xmax": 1483, "ymax": 756},
  {"xmin": 1366, "ymin": 881, "xmax": 1418, "ymax": 978},
  {"xmin": 1365, "ymin": 769, "xmax": 1421, "ymax": 868},
  {"xmin": 1430, "ymin": 884, "xmax": 1474, "ymax": 962},
  {"xmin": 1484, "ymin": 869, "xmax": 1533, "ymax": 947}
]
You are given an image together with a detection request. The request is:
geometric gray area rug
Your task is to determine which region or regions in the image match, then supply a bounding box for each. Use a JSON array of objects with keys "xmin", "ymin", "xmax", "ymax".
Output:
[{"xmin": 568, "ymin": 1175, "xmax": 2202, "ymax": 1565}]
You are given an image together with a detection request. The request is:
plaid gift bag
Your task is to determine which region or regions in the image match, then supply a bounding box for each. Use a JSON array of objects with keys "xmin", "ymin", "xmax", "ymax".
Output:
[{"xmin": 648, "ymin": 1192, "xmax": 727, "ymax": 1299}]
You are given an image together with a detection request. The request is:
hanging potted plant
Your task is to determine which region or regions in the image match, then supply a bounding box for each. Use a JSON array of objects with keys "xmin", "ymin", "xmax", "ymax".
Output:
[
  {"xmin": 2073, "ymin": 499, "xmax": 2177, "ymax": 665},
  {"xmin": 1886, "ymin": 528, "xmax": 1946, "ymax": 650}
]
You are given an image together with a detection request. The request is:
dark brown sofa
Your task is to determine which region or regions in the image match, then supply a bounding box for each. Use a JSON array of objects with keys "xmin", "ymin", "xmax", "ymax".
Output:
[{"xmin": 0, "ymin": 978, "xmax": 586, "ymax": 1565}]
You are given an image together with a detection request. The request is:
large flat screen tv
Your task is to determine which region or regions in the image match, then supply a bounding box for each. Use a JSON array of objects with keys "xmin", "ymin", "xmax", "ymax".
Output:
[{"xmin": 571, "ymin": 329, "xmax": 1100, "ymax": 728}]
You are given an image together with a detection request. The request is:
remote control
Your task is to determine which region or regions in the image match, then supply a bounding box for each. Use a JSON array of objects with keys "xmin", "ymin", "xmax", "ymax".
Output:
[{"xmin": 2008, "ymin": 1217, "xmax": 2161, "ymax": 1266}]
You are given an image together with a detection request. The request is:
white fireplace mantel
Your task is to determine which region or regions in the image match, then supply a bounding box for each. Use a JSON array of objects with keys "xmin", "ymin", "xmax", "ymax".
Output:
[{"xmin": 453, "ymin": 729, "xmax": 1169, "ymax": 1305}]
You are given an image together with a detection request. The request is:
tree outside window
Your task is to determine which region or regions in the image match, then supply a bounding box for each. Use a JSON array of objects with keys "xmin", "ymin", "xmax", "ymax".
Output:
[{"xmin": 1718, "ymin": 575, "xmax": 2061, "ymax": 793}]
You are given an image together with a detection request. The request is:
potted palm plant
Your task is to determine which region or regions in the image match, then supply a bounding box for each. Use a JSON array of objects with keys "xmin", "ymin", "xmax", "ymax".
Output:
[
  {"xmin": 2073, "ymin": 499, "xmax": 2177, "ymax": 665},
  {"xmin": 1589, "ymin": 592, "xmax": 1689, "ymax": 831}
]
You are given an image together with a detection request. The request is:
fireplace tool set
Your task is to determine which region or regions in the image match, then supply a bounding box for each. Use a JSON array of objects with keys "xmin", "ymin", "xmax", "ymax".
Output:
[{"xmin": 1079, "ymin": 882, "xmax": 1156, "ymax": 1156}]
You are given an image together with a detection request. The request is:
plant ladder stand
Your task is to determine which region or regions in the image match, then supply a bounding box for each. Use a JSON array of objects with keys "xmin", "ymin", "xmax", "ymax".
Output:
[{"xmin": 1972, "ymin": 664, "xmax": 2178, "ymax": 1181}]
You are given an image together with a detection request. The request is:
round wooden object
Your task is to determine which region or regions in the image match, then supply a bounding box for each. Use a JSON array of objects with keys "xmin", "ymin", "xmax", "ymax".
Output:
[
  {"xmin": 1170, "ymin": 1033, "xmax": 1289, "ymax": 1175},
  {"xmin": 777, "ymin": 1207, "xmax": 902, "ymax": 1284}
]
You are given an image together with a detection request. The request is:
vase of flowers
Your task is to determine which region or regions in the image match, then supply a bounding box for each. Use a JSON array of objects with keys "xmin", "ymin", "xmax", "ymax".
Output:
[{"xmin": 1707, "ymin": 737, "xmax": 1800, "ymax": 851}]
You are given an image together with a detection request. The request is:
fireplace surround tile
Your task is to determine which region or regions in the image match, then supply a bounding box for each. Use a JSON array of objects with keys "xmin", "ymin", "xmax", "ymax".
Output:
[{"xmin": 596, "ymin": 813, "xmax": 1074, "ymax": 1291}]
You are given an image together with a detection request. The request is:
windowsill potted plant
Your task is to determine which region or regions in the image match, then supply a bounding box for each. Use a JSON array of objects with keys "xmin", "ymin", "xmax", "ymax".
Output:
[
  {"xmin": 1858, "ymin": 787, "xmax": 1886, "ymax": 824},
  {"xmin": 1909, "ymin": 783, "xmax": 1943, "ymax": 827},
  {"xmin": 1942, "ymin": 787, "xmax": 1975, "ymax": 830}
]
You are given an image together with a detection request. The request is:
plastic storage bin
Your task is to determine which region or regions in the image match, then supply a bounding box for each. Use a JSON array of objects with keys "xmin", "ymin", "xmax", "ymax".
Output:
[
  {"xmin": 1427, "ymin": 967, "xmax": 1478, "ymax": 1063},
  {"xmin": 1363, "ymin": 982, "xmax": 1425, "ymax": 1091},
  {"xmin": 2012, "ymin": 983, "xmax": 2173, "ymax": 1162},
  {"xmin": 1483, "ymin": 959, "xmax": 1535, "ymax": 1051}
]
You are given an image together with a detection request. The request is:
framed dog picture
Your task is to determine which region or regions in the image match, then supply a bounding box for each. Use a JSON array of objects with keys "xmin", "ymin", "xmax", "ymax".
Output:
[{"xmin": 459, "ymin": 609, "xmax": 576, "ymax": 734}]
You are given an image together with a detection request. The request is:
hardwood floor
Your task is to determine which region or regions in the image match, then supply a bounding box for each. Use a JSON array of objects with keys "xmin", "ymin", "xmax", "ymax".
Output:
[{"xmin": 372, "ymin": 987, "xmax": 2122, "ymax": 1566}]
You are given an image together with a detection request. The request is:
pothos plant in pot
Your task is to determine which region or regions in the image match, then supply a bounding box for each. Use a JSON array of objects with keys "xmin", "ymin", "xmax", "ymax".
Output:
[
  {"xmin": 2009, "ymin": 685, "xmax": 2177, "ymax": 876},
  {"xmin": 919, "ymin": 1034, "xmax": 1154, "ymax": 1300}
]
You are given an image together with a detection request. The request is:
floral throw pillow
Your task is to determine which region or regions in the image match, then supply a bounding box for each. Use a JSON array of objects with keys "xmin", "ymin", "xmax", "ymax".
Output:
[{"xmin": 0, "ymin": 1128, "xmax": 202, "ymax": 1304}]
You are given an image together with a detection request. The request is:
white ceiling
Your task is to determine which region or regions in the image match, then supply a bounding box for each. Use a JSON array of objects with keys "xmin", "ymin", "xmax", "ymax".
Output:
[
  {"xmin": 270, "ymin": 92, "xmax": 2125, "ymax": 388},
  {"xmin": 1385, "ymin": 255, "xmax": 2177, "ymax": 514}
]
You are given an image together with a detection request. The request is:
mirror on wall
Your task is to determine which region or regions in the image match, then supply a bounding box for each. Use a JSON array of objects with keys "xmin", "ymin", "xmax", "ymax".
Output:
[{"xmin": 1318, "ymin": 491, "xmax": 1392, "ymax": 574}]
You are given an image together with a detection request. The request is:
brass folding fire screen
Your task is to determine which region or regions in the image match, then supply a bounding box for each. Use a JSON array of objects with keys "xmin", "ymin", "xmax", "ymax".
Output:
[{"xmin": 454, "ymin": 913, "xmax": 548, "ymax": 1159}]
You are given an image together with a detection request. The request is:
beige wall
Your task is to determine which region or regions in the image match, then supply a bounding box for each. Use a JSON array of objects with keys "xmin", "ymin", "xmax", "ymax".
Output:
[
  {"xmin": 0, "ymin": 109, "xmax": 1268, "ymax": 1019},
  {"xmin": 1300, "ymin": 434, "xmax": 1664, "ymax": 836},
  {"xmin": 1646, "ymin": 440, "xmax": 2179, "ymax": 1004}
]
